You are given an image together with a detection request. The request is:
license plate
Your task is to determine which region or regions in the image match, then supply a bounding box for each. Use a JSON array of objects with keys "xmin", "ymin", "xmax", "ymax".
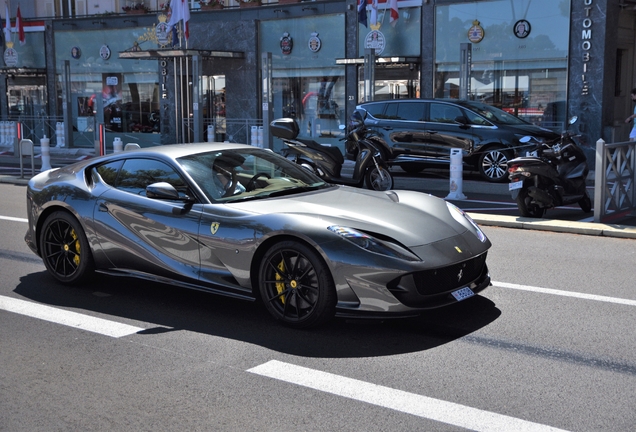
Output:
[
  {"xmin": 451, "ymin": 287, "xmax": 475, "ymax": 301},
  {"xmin": 509, "ymin": 180, "xmax": 523, "ymax": 191}
]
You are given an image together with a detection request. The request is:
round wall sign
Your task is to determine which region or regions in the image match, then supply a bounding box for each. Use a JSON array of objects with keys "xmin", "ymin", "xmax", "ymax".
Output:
[{"xmin": 100, "ymin": 45, "xmax": 111, "ymax": 60}]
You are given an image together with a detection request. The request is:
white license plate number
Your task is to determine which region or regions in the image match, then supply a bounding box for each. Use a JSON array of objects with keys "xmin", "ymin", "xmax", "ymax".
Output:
[
  {"xmin": 509, "ymin": 181, "xmax": 523, "ymax": 191},
  {"xmin": 451, "ymin": 287, "xmax": 475, "ymax": 301}
]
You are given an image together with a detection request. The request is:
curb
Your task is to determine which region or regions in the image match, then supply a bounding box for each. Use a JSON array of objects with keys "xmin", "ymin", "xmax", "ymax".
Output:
[{"xmin": 470, "ymin": 213, "xmax": 636, "ymax": 239}]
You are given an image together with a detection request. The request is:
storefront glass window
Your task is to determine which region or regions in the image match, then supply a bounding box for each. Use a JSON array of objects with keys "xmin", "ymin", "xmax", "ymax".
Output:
[
  {"xmin": 55, "ymin": 28, "xmax": 160, "ymax": 148},
  {"xmin": 435, "ymin": 0, "xmax": 570, "ymax": 130},
  {"xmin": 261, "ymin": 15, "xmax": 346, "ymax": 152}
]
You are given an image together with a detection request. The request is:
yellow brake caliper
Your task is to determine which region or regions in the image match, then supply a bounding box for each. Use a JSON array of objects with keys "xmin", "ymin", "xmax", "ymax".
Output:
[
  {"xmin": 275, "ymin": 259, "xmax": 286, "ymax": 304},
  {"xmin": 71, "ymin": 229, "xmax": 81, "ymax": 266}
]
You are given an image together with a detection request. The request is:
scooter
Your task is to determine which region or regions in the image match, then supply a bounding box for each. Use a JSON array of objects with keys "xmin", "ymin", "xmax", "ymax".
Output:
[
  {"xmin": 270, "ymin": 110, "xmax": 394, "ymax": 191},
  {"xmin": 507, "ymin": 116, "xmax": 592, "ymax": 218}
]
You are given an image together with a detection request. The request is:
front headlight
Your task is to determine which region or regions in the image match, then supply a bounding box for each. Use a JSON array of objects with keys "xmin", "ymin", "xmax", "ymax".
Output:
[
  {"xmin": 446, "ymin": 202, "xmax": 487, "ymax": 242},
  {"xmin": 327, "ymin": 226, "xmax": 421, "ymax": 262}
]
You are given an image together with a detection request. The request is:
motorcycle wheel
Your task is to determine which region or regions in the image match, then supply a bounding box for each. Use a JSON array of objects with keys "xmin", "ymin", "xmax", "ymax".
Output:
[
  {"xmin": 516, "ymin": 189, "xmax": 546, "ymax": 218},
  {"xmin": 365, "ymin": 165, "xmax": 394, "ymax": 191},
  {"xmin": 579, "ymin": 192, "xmax": 592, "ymax": 213}
]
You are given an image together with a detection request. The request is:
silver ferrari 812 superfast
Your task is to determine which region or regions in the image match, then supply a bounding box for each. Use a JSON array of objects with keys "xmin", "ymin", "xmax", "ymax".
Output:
[{"xmin": 25, "ymin": 142, "xmax": 491, "ymax": 328}]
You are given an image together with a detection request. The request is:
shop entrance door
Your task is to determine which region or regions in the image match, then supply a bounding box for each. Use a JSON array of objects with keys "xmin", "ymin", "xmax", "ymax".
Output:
[
  {"xmin": 7, "ymin": 75, "xmax": 47, "ymax": 118},
  {"xmin": 358, "ymin": 64, "xmax": 419, "ymax": 102}
]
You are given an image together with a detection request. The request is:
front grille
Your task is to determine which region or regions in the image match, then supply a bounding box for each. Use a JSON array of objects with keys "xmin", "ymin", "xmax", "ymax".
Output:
[{"xmin": 413, "ymin": 253, "xmax": 487, "ymax": 295}]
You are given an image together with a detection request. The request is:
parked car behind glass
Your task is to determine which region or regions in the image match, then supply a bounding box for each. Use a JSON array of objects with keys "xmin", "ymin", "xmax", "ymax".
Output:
[{"xmin": 357, "ymin": 99, "xmax": 560, "ymax": 182}]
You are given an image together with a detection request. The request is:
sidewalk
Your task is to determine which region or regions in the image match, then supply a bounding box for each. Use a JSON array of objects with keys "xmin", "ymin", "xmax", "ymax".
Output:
[{"xmin": 2, "ymin": 145, "xmax": 636, "ymax": 239}]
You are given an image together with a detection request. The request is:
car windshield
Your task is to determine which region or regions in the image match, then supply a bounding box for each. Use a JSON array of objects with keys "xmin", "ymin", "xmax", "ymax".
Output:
[
  {"xmin": 178, "ymin": 148, "xmax": 330, "ymax": 203},
  {"xmin": 460, "ymin": 101, "xmax": 528, "ymax": 125}
]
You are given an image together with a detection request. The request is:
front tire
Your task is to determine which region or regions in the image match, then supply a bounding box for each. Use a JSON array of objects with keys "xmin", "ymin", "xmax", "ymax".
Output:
[
  {"xmin": 365, "ymin": 165, "xmax": 394, "ymax": 191},
  {"xmin": 479, "ymin": 147, "xmax": 511, "ymax": 183},
  {"xmin": 258, "ymin": 241, "xmax": 336, "ymax": 328},
  {"xmin": 516, "ymin": 189, "xmax": 546, "ymax": 218},
  {"xmin": 39, "ymin": 211, "xmax": 95, "ymax": 284}
]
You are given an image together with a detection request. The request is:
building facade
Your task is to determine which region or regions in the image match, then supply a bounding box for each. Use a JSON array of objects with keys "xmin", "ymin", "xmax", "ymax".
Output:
[{"xmin": 1, "ymin": 0, "xmax": 635, "ymax": 158}]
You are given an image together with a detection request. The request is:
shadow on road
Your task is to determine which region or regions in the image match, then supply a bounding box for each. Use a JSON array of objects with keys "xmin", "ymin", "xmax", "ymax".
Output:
[{"xmin": 15, "ymin": 270, "xmax": 501, "ymax": 359}]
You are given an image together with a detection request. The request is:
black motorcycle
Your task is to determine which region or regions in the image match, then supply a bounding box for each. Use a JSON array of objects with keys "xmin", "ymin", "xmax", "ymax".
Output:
[
  {"xmin": 271, "ymin": 110, "xmax": 394, "ymax": 191},
  {"xmin": 506, "ymin": 116, "xmax": 592, "ymax": 218}
]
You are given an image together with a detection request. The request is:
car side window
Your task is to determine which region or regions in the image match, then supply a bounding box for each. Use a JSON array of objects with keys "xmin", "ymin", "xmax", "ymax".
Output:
[
  {"xmin": 464, "ymin": 110, "xmax": 493, "ymax": 126},
  {"xmin": 96, "ymin": 160, "xmax": 124, "ymax": 186},
  {"xmin": 364, "ymin": 103, "xmax": 387, "ymax": 118},
  {"xmin": 395, "ymin": 103, "xmax": 425, "ymax": 121},
  {"xmin": 428, "ymin": 103, "xmax": 463, "ymax": 124},
  {"xmin": 116, "ymin": 158, "xmax": 187, "ymax": 196}
]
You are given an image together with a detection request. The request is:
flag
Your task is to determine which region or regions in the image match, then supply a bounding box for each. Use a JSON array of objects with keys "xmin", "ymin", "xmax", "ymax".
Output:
[
  {"xmin": 389, "ymin": 0, "xmax": 399, "ymax": 27},
  {"xmin": 16, "ymin": 6, "xmax": 24, "ymax": 45},
  {"xmin": 358, "ymin": 0, "xmax": 368, "ymax": 28},
  {"xmin": 168, "ymin": 0, "xmax": 190, "ymax": 44},
  {"xmin": 3, "ymin": 3, "xmax": 10, "ymax": 45},
  {"xmin": 370, "ymin": 0, "xmax": 378, "ymax": 28}
]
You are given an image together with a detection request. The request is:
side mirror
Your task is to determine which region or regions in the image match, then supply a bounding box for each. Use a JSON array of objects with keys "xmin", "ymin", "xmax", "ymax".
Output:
[
  {"xmin": 454, "ymin": 116, "xmax": 469, "ymax": 125},
  {"xmin": 146, "ymin": 182, "xmax": 193, "ymax": 202}
]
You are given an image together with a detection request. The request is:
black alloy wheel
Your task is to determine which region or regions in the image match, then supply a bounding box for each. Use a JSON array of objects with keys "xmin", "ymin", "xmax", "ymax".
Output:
[
  {"xmin": 39, "ymin": 211, "xmax": 95, "ymax": 284},
  {"xmin": 479, "ymin": 147, "xmax": 511, "ymax": 182},
  {"xmin": 515, "ymin": 189, "xmax": 546, "ymax": 218},
  {"xmin": 259, "ymin": 241, "xmax": 336, "ymax": 328}
]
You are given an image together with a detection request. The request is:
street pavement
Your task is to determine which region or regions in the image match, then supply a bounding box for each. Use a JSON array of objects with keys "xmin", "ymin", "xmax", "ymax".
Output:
[{"xmin": 1, "ymin": 145, "xmax": 635, "ymax": 239}]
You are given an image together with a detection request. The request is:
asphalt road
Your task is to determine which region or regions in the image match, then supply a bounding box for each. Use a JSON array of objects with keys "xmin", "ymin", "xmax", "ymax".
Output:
[{"xmin": 1, "ymin": 182, "xmax": 635, "ymax": 431}]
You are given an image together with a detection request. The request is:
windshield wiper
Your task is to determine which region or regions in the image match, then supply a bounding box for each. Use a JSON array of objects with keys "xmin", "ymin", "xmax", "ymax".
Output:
[{"xmin": 267, "ymin": 184, "xmax": 329, "ymax": 198}]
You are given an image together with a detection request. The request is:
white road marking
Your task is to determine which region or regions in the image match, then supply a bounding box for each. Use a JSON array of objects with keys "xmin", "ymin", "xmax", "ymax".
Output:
[
  {"xmin": 248, "ymin": 360, "xmax": 568, "ymax": 432},
  {"xmin": 493, "ymin": 281, "xmax": 636, "ymax": 307},
  {"xmin": 0, "ymin": 215, "xmax": 28, "ymax": 223},
  {"xmin": 0, "ymin": 295, "xmax": 144, "ymax": 338}
]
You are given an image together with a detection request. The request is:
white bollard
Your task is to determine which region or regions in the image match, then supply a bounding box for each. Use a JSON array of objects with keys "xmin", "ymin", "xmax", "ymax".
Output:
[
  {"xmin": 257, "ymin": 126, "xmax": 264, "ymax": 148},
  {"xmin": 113, "ymin": 137, "xmax": 123, "ymax": 153},
  {"xmin": 446, "ymin": 148, "xmax": 467, "ymax": 200},
  {"xmin": 207, "ymin": 124, "xmax": 215, "ymax": 142},
  {"xmin": 40, "ymin": 135, "xmax": 52, "ymax": 171},
  {"xmin": 250, "ymin": 126, "xmax": 258, "ymax": 147}
]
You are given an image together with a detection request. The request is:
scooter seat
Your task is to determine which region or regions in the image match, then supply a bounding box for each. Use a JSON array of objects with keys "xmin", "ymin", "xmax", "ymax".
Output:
[{"xmin": 297, "ymin": 138, "xmax": 345, "ymax": 165}]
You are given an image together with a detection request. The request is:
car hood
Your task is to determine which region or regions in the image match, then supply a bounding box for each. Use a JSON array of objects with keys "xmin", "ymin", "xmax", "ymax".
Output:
[{"xmin": 233, "ymin": 187, "xmax": 467, "ymax": 248}]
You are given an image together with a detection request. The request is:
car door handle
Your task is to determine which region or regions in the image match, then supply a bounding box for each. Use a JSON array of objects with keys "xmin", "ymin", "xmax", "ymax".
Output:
[
  {"xmin": 98, "ymin": 202, "xmax": 108, "ymax": 212},
  {"xmin": 382, "ymin": 126, "xmax": 393, "ymax": 130},
  {"xmin": 427, "ymin": 130, "xmax": 439, "ymax": 134}
]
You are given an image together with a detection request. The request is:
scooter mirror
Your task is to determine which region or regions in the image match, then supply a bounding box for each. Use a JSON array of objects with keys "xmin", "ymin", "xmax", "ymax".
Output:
[
  {"xmin": 519, "ymin": 136, "xmax": 532, "ymax": 143},
  {"xmin": 568, "ymin": 116, "xmax": 578, "ymax": 125}
]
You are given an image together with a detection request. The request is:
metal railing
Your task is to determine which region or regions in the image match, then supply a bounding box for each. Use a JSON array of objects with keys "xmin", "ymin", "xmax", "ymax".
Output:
[
  {"xmin": 594, "ymin": 139, "xmax": 636, "ymax": 223},
  {"xmin": 1, "ymin": 115, "xmax": 96, "ymax": 149}
]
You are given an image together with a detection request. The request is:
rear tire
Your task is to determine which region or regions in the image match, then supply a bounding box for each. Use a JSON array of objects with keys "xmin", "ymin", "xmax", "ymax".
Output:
[
  {"xmin": 579, "ymin": 192, "xmax": 592, "ymax": 213},
  {"xmin": 516, "ymin": 189, "xmax": 546, "ymax": 218},
  {"xmin": 39, "ymin": 211, "xmax": 95, "ymax": 284},
  {"xmin": 400, "ymin": 163, "xmax": 424, "ymax": 174},
  {"xmin": 365, "ymin": 165, "xmax": 394, "ymax": 191}
]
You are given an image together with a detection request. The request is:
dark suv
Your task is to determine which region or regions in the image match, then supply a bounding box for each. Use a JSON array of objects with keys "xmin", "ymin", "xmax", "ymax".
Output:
[{"xmin": 357, "ymin": 99, "xmax": 560, "ymax": 182}]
